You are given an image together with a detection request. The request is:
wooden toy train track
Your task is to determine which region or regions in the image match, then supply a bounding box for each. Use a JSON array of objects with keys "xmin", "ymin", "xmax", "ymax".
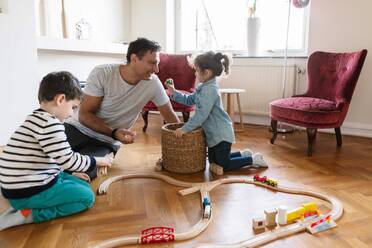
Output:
[{"xmin": 91, "ymin": 173, "xmax": 343, "ymax": 248}]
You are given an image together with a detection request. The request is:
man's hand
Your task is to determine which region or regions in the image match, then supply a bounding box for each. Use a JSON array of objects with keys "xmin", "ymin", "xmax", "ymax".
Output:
[
  {"xmin": 72, "ymin": 172, "xmax": 91, "ymax": 182},
  {"xmin": 114, "ymin": 129, "xmax": 137, "ymax": 144},
  {"xmin": 174, "ymin": 128, "xmax": 186, "ymax": 138}
]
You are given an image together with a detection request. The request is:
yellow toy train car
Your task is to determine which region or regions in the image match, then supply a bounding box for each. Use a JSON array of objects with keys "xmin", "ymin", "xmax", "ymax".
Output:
[{"xmin": 253, "ymin": 174, "xmax": 278, "ymax": 187}]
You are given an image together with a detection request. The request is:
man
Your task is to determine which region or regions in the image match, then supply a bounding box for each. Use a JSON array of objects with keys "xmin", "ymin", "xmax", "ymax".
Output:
[{"xmin": 64, "ymin": 38, "xmax": 180, "ymax": 178}]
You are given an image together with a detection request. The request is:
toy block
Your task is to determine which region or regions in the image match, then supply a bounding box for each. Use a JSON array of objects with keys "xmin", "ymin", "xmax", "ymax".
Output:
[
  {"xmin": 286, "ymin": 207, "xmax": 305, "ymax": 223},
  {"xmin": 252, "ymin": 217, "xmax": 265, "ymax": 231},
  {"xmin": 278, "ymin": 205, "xmax": 287, "ymax": 225},
  {"xmin": 210, "ymin": 163, "xmax": 223, "ymax": 175},
  {"xmin": 302, "ymin": 202, "xmax": 317, "ymax": 212},
  {"xmin": 264, "ymin": 208, "xmax": 278, "ymax": 227}
]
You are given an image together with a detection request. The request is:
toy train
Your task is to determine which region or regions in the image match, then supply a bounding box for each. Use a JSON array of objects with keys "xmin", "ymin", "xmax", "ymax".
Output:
[
  {"xmin": 203, "ymin": 197, "xmax": 211, "ymax": 218},
  {"xmin": 288, "ymin": 202, "xmax": 320, "ymax": 223},
  {"xmin": 253, "ymin": 174, "xmax": 278, "ymax": 187}
]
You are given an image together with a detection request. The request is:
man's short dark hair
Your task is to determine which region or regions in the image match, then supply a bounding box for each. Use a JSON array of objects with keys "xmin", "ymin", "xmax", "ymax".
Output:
[
  {"xmin": 126, "ymin": 38, "xmax": 161, "ymax": 63},
  {"xmin": 38, "ymin": 71, "xmax": 83, "ymax": 103}
]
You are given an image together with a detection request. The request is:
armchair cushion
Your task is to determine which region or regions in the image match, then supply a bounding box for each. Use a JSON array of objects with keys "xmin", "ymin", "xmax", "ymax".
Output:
[{"xmin": 270, "ymin": 97, "xmax": 343, "ymax": 128}]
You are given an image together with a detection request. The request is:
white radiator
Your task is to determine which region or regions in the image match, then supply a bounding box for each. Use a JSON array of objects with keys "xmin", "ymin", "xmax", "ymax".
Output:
[{"xmin": 219, "ymin": 63, "xmax": 298, "ymax": 116}]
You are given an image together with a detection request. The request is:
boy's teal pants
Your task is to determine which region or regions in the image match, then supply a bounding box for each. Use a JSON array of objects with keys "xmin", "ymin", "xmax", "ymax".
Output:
[{"xmin": 9, "ymin": 172, "xmax": 95, "ymax": 223}]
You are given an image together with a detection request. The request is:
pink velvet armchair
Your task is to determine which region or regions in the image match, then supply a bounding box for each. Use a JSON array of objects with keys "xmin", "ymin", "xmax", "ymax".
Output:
[
  {"xmin": 142, "ymin": 53, "xmax": 196, "ymax": 132},
  {"xmin": 270, "ymin": 50, "xmax": 368, "ymax": 156}
]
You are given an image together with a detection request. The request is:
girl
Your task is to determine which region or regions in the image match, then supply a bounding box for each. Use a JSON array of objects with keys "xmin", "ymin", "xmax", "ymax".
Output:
[{"xmin": 166, "ymin": 51, "xmax": 269, "ymax": 175}]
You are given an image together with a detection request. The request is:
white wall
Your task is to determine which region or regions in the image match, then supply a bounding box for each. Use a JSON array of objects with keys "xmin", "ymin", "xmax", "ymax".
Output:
[
  {"xmin": 130, "ymin": 0, "xmax": 175, "ymax": 52},
  {"xmin": 0, "ymin": 0, "xmax": 39, "ymax": 144},
  {"xmin": 307, "ymin": 0, "xmax": 372, "ymax": 135},
  {"xmin": 36, "ymin": 0, "xmax": 130, "ymax": 87},
  {"xmin": 36, "ymin": 0, "xmax": 131, "ymax": 43},
  {"xmin": 131, "ymin": 0, "xmax": 165, "ymax": 46},
  {"xmin": 37, "ymin": 51, "xmax": 123, "ymax": 82}
]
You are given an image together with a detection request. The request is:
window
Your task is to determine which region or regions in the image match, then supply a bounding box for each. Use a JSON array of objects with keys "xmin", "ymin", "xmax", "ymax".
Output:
[{"xmin": 175, "ymin": 0, "xmax": 310, "ymax": 56}]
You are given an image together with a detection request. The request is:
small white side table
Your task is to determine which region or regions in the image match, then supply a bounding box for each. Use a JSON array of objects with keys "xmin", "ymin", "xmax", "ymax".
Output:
[{"xmin": 219, "ymin": 88, "xmax": 246, "ymax": 131}]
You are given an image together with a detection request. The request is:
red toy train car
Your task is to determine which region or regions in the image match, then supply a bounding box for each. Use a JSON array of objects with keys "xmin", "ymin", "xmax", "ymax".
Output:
[{"xmin": 253, "ymin": 174, "xmax": 278, "ymax": 187}]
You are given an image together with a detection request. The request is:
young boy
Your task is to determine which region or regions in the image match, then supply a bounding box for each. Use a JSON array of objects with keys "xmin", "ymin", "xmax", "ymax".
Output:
[{"xmin": 0, "ymin": 71, "xmax": 113, "ymax": 231}]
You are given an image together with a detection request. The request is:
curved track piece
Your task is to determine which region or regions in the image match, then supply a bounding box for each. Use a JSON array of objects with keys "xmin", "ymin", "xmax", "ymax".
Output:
[{"xmin": 93, "ymin": 173, "xmax": 343, "ymax": 248}]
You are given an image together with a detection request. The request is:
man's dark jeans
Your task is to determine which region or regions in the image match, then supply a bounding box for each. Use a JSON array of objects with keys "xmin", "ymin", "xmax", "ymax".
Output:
[{"xmin": 64, "ymin": 123, "xmax": 120, "ymax": 179}]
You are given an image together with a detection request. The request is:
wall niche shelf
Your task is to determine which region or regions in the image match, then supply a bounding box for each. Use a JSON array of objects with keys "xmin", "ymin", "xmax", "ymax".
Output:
[
  {"xmin": 36, "ymin": 36, "xmax": 128, "ymax": 55},
  {"xmin": 0, "ymin": 0, "xmax": 8, "ymax": 14}
]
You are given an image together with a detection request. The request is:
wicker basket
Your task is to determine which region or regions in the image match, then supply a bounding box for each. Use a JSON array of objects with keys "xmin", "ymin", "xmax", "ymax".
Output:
[{"xmin": 161, "ymin": 123, "xmax": 206, "ymax": 174}]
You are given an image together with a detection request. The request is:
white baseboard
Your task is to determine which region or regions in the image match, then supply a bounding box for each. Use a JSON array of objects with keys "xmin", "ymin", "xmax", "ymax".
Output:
[
  {"xmin": 236, "ymin": 113, "xmax": 372, "ymax": 138},
  {"xmin": 330, "ymin": 121, "xmax": 372, "ymax": 138}
]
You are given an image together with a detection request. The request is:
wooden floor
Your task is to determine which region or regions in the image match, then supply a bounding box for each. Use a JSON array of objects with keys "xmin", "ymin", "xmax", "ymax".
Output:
[{"xmin": 1, "ymin": 114, "xmax": 372, "ymax": 248}]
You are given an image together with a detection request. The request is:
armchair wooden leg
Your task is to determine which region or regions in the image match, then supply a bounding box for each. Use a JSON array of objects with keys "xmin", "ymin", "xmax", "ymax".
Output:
[
  {"xmin": 335, "ymin": 127, "xmax": 342, "ymax": 147},
  {"xmin": 306, "ymin": 128, "xmax": 317, "ymax": 156},
  {"xmin": 270, "ymin": 120, "xmax": 278, "ymax": 144},
  {"xmin": 182, "ymin": 112, "xmax": 190, "ymax": 123},
  {"xmin": 142, "ymin": 110, "xmax": 149, "ymax": 132}
]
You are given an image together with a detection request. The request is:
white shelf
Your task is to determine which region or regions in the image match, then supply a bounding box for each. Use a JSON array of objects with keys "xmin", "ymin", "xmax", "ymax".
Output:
[
  {"xmin": 36, "ymin": 36, "xmax": 128, "ymax": 55},
  {"xmin": 0, "ymin": 0, "xmax": 8, "ymax": 14}
]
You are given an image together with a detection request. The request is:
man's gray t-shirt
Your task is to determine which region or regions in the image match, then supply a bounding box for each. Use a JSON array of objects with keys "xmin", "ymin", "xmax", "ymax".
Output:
[{"xmin": 66, "ymin": 64, "xmax": 169, "ymax": 144}]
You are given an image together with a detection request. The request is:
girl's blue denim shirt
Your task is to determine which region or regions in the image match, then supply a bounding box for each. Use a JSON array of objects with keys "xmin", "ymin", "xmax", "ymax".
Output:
[{"xmin": 171, "ymin": 78, "xmax": 235, "ymax": 147}]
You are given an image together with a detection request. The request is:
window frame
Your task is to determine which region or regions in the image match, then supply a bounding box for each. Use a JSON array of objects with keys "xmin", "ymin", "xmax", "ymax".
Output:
[{"xmin": 174, "ymin": 0, "xmax": 310, "ymax": 57}]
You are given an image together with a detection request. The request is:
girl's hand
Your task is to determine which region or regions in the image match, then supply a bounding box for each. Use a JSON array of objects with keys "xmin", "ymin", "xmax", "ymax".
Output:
[
  {"xmin": 174, "ymin": 128, "xmax": 186, "ymax": 138},
  {"xmin": 165, "ymin": 78, "xmax": 175, "ymax": 94},
  {"xmin": 72, "ymin": 172, "xmax": 91, "ymax": 182}
]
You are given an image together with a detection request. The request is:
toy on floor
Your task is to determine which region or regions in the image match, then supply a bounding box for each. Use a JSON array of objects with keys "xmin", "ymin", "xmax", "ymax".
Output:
[
  {"xmin": 286, "ymin": 202, "xmax": 319, "ymax": 223},
  {"xmin": 140, "ymin": 226, "xmax": 175, "ymax": 244},
  {"xmin": 202, "ymin": 195, "xmax": 211, "ymax": 218},
  {"xmin": 306, "ymin": 214, "xmax": 337, "ymax": 234},
  {"xmin": 277, "ymin": 205, "xmax": 288, "ymax": 225},
  {"xmin": 97, "ymin": 153, "xmax": 115, "ymax": 176},
  {"xmin": 155, "ymin": 158, "xmax": 163, "ymax": 171},
  {"xmin": 209, "ymin": 163, "xmax": 224, "ymax": 175},
  {"xmin": 95, "ymin": 173, "xmax": 343, "ymax": 248},
  {"xmin": 253, "ymin": 174, "xmax": 278, "ymax": 187},
  {"xmin": 264, "ymin": 208, "xmax": 278, "ymax": 227},
  {"xmin": 252, "ymin": 217, "xmax": 266, "ymax": 231}
]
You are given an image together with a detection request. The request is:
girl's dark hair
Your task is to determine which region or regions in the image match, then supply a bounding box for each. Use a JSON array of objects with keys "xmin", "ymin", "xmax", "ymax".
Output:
[
  {"xmin": 193, "ymin": 51, "xmax": 231, "ymax": 77},
  {"xmin": 38, "ymin": 71, "xmax": 82, "ymax": 103},
  {"xmin": 126, "ymin": 37, "xmax": 161, "ymax": 63}
]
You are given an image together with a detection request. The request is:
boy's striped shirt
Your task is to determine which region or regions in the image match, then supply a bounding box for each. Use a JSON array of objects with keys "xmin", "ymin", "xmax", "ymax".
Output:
[{"xmin": 0, "ymin": 109, "xmax": 95, "ymax": 199}]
